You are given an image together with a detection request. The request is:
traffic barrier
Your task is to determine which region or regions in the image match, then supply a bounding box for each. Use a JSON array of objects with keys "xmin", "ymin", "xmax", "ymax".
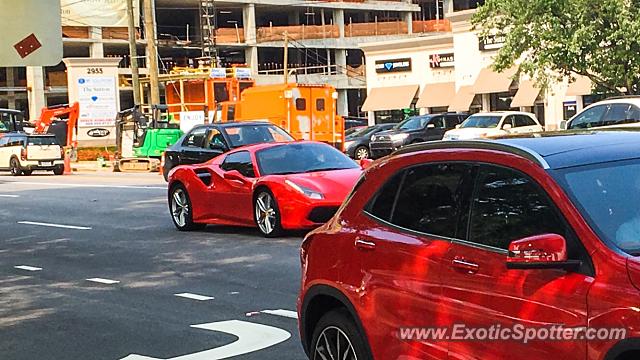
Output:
[{"xmin": 63, "ymin": 153, "xmax": 72, "ymax": 175}]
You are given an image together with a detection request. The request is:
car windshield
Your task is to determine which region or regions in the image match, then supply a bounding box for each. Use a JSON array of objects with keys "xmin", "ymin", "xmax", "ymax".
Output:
[
  {"xmin": 554, "ymin": 158, "xmax": 640, "ymax": 255},
  {"xmin": 223, "ymin": 124, "xmax": 294, "ymax": 147},
  {"xmin": 396, "ymin": 117, "xmax": 429, "ymax": 130},
  {"xmin": 347, "ymin": 126, "xmax": 379, "ymax": 139},
  {"xmin": 256, "ymin": 143, "xmax": 359, "ymax": 176},
  {"xmin": 27, "ymin": 136, "xmax": 59, "ymax": 146},
  {"xmin": 460, "ymin": 115, "xmax": 501, "ymax": 129}
]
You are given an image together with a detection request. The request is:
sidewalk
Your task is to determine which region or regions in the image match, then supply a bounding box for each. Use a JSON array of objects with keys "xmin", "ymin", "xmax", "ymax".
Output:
[{"xmin": 71, "ymin": 161, "xmax": 114, "ymax": 173}]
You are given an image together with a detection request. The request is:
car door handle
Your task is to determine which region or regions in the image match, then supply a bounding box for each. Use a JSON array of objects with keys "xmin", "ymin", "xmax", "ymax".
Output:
[
  {"xmin": 355, "ymin": 238, "xmax": 376, "ymax": 251},
  {"xmin": 452, "ymin": 258, "xmax": 479, "ymax": 273}
]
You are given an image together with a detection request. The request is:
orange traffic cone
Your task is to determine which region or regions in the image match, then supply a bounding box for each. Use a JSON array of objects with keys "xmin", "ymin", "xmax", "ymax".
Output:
[{"xmin": 63, "ymin": 152, "xmax": 72, "ymax": 175}]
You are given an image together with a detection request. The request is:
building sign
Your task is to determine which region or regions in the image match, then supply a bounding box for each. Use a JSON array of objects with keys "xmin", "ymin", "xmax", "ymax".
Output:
[
  {"xmin": 479, "ymin": 34, "xmax": 506, "ymax": 51},
  {"xmin": 77, "ymin": 76, "xmax": 119, "ymax": 128},
  {"xmin": 375, "ymin": 58, "xmax": 412, "ymax": 73},
  {"xmin": 429, "ymin": 53, "xmax": 455, "ymax": 68},
  {"xmin": 210, "ymin": 68, "xmax": 226, "ymax": 78},
  {"xmin": 233, "ymin": 68, "xmax": 252, "ymax": 79},
  {"xmin": 61, "ymin": 0, "xmax": 139, "ymax": 27}
]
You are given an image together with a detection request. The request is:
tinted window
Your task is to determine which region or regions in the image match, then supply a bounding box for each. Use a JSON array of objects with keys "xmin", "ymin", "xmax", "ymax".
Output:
[
  {"xmin": 296, "ymin": 98, "xmax": 307, "ymax": 111},
  {"xmin": 569, "ymin": 105, "xmax": 607, "ymax": 129},
  {"xmin": 256, "ymin": 143, "xmax": 358, "ymax": 176},
  {"xmin": 366, "ymin": 171, "xmax": 404, "ymax": 222},
  {"xmin": 627, "ymin": 106, "xmax": 640, "ymax": 123},
  {"xmin": 221, "ymin": 151, "xmax": 255, "ymax": 177},
  {"xmin": 27, "ymin": 136, "xmax": 59, "ymax": 146},
  {"xmin": 502, "ymin": 115, "xmax": 515, "ymax": 128},
  {"xmin": 316, "ymin": 99, "xmax": 325, "ymax": 111},
  {"xmin": 397, "ymin": 116, "xmax": 429, "ymax": 130},
  {"xmin": 460, "ymin": 115, "xmax": 501, "ymax": 129},
  {"xmin": 223, "ymin": 125, "xmax": 294, "ymax": 147},
  {"xmin": 469, "ymin": 166, "xmax": 565, "ymax": 250},
  {"xmin": 204, "ymin": 128, "xmax": 227, "ymax": 150},
  {"xmin": 515, "ymin": 115, "xmax": 536, "ymax": 127},
  {"xmin": 602, "ymin": 104, "xmax": 631, "ymax": 126},
  {"xmin": 183, "ymin": 127, "xmax": 207, "ymax": 148},
  {"xmin": 391, "ymin": 163, "xmax": 472, "ymax": 238},
  {"xmin": 445, "ymin": 115, "xmax": 462, "ymax": 128},
  {"xmin": 0, "ymin": 136, "xmax": 8, "ymax": 147},
  {"xmin": 430, "ymin": 116, "xmax": 445, "ymax": 129}
]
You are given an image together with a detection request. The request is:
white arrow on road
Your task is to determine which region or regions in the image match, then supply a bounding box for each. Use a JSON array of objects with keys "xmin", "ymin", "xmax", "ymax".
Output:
[{"xmin": 120, "ymin": 320, "xmax": 291, "ymax": 360}]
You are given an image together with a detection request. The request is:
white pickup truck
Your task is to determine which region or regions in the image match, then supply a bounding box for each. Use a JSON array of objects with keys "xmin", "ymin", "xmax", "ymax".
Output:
[{"xmin": 0, "ymin": 133, "xmax": 64, "ymax": 176}]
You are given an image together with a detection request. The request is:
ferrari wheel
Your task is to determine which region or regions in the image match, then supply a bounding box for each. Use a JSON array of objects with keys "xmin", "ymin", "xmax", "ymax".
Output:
[
  {"xmin": 254, "ymin": 190, "xmax": 283, "ymax": 238},
  {"xmin": 169, "ymin": 184, "xmax": 205, "ymax": 231}
]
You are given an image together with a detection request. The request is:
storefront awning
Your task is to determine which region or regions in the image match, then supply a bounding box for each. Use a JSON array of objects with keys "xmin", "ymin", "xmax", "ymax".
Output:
[
  {"xmin": 416, "ymin": 82, "xmax": 456, "ymax": 108},
  {"xmin": 566, "ymin": 76, "xmax": 592, "ymax": 96},
  {"xmin": 361, "ymin": 85, "xmax": 419, "ymax": 112},
  {"xmin": 448, "ymin": 86, "xmax": 476, "ymax": 112},
  {"xmin": 472, "ymin": 67, "xmax": 517, "ymax": 94},
  {"xmin": 510, "ymin": 80, "xmax": 541, "ymax": 107}
]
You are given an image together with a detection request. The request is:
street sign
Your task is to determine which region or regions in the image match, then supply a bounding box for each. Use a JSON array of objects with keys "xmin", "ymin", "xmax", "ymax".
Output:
[{"xmin": 0, "ymin": 0, "xmax": 62, "ymax": 66}]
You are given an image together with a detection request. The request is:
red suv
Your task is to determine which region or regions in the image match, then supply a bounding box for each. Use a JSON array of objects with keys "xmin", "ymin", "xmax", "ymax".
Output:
[{"xmin": 298, "ymin": 131, "xmax": 640, "ymax": 360}]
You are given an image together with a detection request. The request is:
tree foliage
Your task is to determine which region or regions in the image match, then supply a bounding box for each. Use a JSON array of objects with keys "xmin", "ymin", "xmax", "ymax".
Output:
[{"xmin": 472, "ymin": 0, "xmax": 640, "ymax": 95}]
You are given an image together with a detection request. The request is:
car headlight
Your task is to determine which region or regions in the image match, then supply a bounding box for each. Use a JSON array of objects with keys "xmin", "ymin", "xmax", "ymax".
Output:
[
  {"xmin": 344, "ymin": 141, "xmax": 355, "ymax": 150},
  {"xmin": 285, "ymin": 179, "xmax": 324, "ymax": 199},
  {"xmin": 390, "ymin": 133, "xmax": 410, "ymax": 142}
]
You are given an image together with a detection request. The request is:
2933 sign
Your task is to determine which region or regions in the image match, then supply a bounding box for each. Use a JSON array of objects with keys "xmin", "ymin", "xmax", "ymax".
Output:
[{"xmin": 86, "ymin": 68, "xmax": 104, "ymax": 75}]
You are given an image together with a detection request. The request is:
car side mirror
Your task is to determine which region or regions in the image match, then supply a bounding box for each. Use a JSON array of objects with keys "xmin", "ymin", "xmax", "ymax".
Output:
[
  {"xmin": 426, "ymin": 123, "xmax": 436, "ymax": 129},
  {"xmin": 506, "ymin": 234, "xmax": 580, "ymax": 270},
  {"xmin": 455, "ymin": 124, "xmax": 461, "ymax": 129},
  {"xmin": 502, "ymin": 123, "xmax": 513, "ymax": 130},
  {"xmin": 224, "ymin": 169, "xmax": 246, "ymax": 183},
  {"xmin": 359, "ymin": 158, "xmax": 373, "ymax": 169},
  {"xmin": 559, "ymin": 120, "xmax": 568, "ymax": 130}
]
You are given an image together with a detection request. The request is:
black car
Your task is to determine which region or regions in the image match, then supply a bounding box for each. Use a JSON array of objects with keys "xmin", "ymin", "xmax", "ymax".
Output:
[
  {"xmin": 344, "ymin": 123, "xmax": 397, "ymax": 159},
  {"xmin": 369, "ymin": 113, "xmax": 468, "ymax": 159},
  {"xmin": 162, "ymin": 121, "xmax": 294, "ymax": 180}
]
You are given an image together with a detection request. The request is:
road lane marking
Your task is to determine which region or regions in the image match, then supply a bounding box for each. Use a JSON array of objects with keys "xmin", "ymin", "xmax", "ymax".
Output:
[
  {"xmin": 260, "ymin": 309, "xmax": 299, "ymax": 319},
  {"xmin": 3, "ymin": 181, "xmax": 165, "ymax": 190},
  {"xmin": 17, "ymin": 221, "xmax": 92, "ymax": 230},
  {"xmin": 175, "ymin": 293, "xmax": 215, "ymax": 301},
  {"xmin": 120, "ymin": 320, "xmax": 291, "ymax": 360},
  {"xmin": 86, "ymin": 278, "xmax": 120, "ymax": 285},
  {"xmin": 0, "ymin": 194, "xmax": 19, "ymax": 198},
  {"xmin": 14, "ymin": 265, "xmax": 42, "ymax": 271}
]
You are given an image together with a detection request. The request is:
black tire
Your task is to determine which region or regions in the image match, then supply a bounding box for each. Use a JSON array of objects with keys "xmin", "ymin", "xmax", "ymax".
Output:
[
  {"xmin": 53, "ymin": 165, "xmax": 64, "ymax": 176},
  {"xmin": 310, "ymin": 309, "xmax": 372, "ymax": 360},
  {"xmin": 169, "ymin": 184, "xmax": 206, "ymax": 231},
  {"xmin": 10, "ymin": 158, "xmax": 22, "ymax": 176},
  {"xmin": 254, "ymin": 189, "xmax": 283, "ymax": 238},
  {"xmin": 22, "ymin": 170, "xmax": 32, "ymax": 176},
  {"xmin": 354, "ymin": 146, "xmax": 370, "ymax": 160}
]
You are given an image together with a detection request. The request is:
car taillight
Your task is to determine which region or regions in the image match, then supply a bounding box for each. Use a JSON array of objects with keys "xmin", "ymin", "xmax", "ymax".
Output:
[{"xmin": 21, "ymin": 147, "xmax": 27, "ymax": 161}]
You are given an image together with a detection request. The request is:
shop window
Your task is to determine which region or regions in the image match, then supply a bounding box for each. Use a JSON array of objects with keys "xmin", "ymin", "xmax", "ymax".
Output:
[
  {"xmin": 490, "ymin": 91, "xmax": 516, "ymax": 111},
  {"xmin": 374, "ymin": 110, "xmax": 405, "ymax": 124},
  {"xmin": 296, "ymin": 98, "xmax": 307, "ymax": 111},
  {"xmin": 453, "ymin": 0, "xmax": 485, "ymax": 11},
  {"xmin": 316, "ymin": 99, "xmax": 325, "ymax": 111}
]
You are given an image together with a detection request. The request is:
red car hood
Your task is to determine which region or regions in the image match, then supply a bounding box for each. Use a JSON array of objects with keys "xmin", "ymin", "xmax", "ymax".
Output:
[{"xmin": 284, "ymin": 168, "xmax": 362, "ymax": 202}]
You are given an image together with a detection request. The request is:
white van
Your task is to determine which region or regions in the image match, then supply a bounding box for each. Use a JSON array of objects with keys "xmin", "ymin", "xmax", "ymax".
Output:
[{"xmin": 0, "ymin": 133, "xmax": 64, "ymax": 176}]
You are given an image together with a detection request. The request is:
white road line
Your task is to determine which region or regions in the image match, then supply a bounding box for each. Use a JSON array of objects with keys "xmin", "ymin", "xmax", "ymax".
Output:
[
  {"xmin": 3, "ymin": 181, "xmax": 165, "ymax": 190},
  {"xmin": 260, "ymin": 309, "xmax": 299, "ymax": 319},
  {"xmin": 0, "ymin": 194, "xmax": 19, "ymax": 198},
  {"xmin": 86, "ymin": 278, "xmax": 120, "ymax": 285},
  {"xmin": 17, "ymin": 221, "xmax": 92, "ymax": 230},
  {"xmin": 174, "ymin": 293, "xmax": 215, "ymax": 301},
  {"xmin": 14, "ymin": 265, "xmax": 42, "ymax": 271}
]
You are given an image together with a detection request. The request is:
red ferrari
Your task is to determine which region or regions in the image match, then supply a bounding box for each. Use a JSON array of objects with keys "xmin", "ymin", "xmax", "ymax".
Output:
[{"xmin": 167, "ymin": 141, "xmax": 364, "ymax": 237}]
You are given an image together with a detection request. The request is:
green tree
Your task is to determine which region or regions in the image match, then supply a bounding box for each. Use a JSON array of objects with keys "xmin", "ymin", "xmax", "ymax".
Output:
[{"xmin": 472, "ymin": 0, "xmax": 640, "ymax": 95}]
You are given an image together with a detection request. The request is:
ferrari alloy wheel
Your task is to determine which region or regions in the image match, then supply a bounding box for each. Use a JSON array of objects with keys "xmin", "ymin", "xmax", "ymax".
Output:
[
  {"xmin": 311, "ymin": 310, "xmax": 372, "ymax": 360},
  {"xmin": 355, "ymin": 146, "xmax": 370, "ymax": 160},
  {"xmin": 169, "ymin": 184, "xmax": 205, "ymax": 231},
  {"xmin": 254, "ymin": 190, "xmax": 282, "ymax": 237}
]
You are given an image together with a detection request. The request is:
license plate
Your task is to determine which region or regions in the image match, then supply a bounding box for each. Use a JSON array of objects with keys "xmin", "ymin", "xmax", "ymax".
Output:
[{"xmin": 40, "ymin": 161, "xmax": 52, "ymax": 167}]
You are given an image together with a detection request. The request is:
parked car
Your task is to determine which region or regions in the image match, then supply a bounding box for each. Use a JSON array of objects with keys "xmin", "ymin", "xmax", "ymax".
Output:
[
  {"xmin": 0, "ymin": 133, "xmax": 64, "ymax": 175},
  {"xmin": 443, "ymin": 111, "xmax": 543, "ymax": 140},
  {"xmin": 162, "ymin": 121, "xmax": 294, "ymax": 181},
  {"xmin": 168, "ymin": 141, "xmax": 363, "ymax": 237},
  {"xmin": 344, "ymin": 123, "xmax": 397, "ymax": 160},
  {"xmin": 369, "ymin": 113, "xmax": 468, "ymax": 158},
  {"xmin": 298, "ymin": 131, "xmax": 640, "ymax": 360},
  {"xmin": 562, "ymin": 97, "xmax": 640, "ymax": 130},
  {"xmin": 345, "ymin": 126, "xmax": 366, "ymax": 137}
]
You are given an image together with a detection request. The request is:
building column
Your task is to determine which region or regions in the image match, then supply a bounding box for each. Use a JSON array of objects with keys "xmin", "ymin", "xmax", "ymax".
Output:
[
  {"xmin": 337, "ymin": 89, "xmax": 348, "ymax": 117},
  {"xmin": 367, "ymin": 110, "xmax": 375, "ymax": 126},
  {"xmin": 481, "ymin": 93, "xmax": 491, "ymax": 112},
  {"xmin": 443, "ymin": 0, "xmax": 454, "ymax": 15},
  {"xmin": 26, "ymin": 67, "xmax": 46, "ymax": 121},
  {"xmin": 403, "ymin": 12, "xmax": 413, "ymax": 34},
  {"xmin": 243, "ymin": 4, "xmax": 257, "ymax": 45},
  {"xmin": 89, "ymin": 26, "xmax": 104, "ymax": 58},
  {"xmin": 334, "ymin": 9, "xmax": 345, "ymax": 38},
  {"xmin": 245, "ymin": 46, "xmax": 258, "ymax": 75},
  {"xmin": 576, "ymin": 95, "xmax": 585, "ymax": 112},
  {"xmin": 6, "ymin": 68, "xmax": 16, "ymax": 109}
]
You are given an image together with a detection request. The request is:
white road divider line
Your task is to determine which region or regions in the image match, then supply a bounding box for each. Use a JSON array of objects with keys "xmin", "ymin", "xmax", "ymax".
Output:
[
  {"xmin": 86, "ymin": 278, "xmax": 120, "ymax": 285},
  {"xmin": 14, "ymin": 265, "xmax": 42, "ymax": 271},
  {"xmin": 0, "ymin": 194, "xmax": 19, "ymax": 198},
  {"xmin": 17, "ymin": 221, "xmax": 92, "ymax": 230},
  {"xmin": 260, "ymin": 309, "xmax": 299, "ymax": 319},
  {"xmin": 4, "ymin": 181, "xmax": 165, "ymax": 190},
  {"xmin": 175, "ymin": 293, "xmax": 215, "ymax": 301}
]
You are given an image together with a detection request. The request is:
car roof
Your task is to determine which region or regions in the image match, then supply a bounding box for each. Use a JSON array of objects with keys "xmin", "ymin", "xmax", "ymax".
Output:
[
  {"xmin": 468, "ymin": 111, "xmax": 532, "ymax": 117},
  {"xmin": 395, "ymin": 130, "xmax": 640, "ymax": 170}
]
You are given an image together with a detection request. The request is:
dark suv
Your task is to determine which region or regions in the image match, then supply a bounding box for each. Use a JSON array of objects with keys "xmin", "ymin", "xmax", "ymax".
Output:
[{"xmin": 369, "ymin": 113, "xmax": 468, "ymax": 158}]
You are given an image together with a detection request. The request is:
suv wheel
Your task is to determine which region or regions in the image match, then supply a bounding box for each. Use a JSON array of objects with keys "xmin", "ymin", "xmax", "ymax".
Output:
[
  {"xmin": 10, "ymin": 158, "xmax": 22, "ymax": 176},
  {"xmin": 311, "ymin": 309, "xmax": 372, "ymax": 360},
  {"xmin": 53, "ymin": 165, "xmax": 64, "ymax": 176},
  {"xmin": 354, "ymin": 146, "xmax": 370, "ymax": 160},
  {"xmin": 169, "ymin": 184, "xmax": 206, "ymax": 231}
]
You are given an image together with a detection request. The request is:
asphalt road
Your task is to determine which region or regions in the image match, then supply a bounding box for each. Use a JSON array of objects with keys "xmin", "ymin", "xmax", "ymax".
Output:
[{"xmin": 0, "ymin": 171, "xmax": 307, "ymax": 360}]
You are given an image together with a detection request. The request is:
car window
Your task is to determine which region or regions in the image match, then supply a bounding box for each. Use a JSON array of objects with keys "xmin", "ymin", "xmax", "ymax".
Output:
[
  {"xmin": 8, "ymin": 136, "xmax": 25, "ymax": 147},
  {"xmin": 0, "ymin": 136, "xmax": 8, "ymax": 147},
  {"xmin": 183, "ymin": 127, "xmax": 208, "ymax": 148},
  {"xmin": 515, "ymin": 115, "xmax": 537, "ymax": 127},
  {"xmin": 204, "ymin": 128, "xmax": 227, "ymax": 150},
  {"xmin": 366, "ymin": 170, "xmax": 405, "ymax": 222},
  {"xmin": 430, "ymin": 116, "xmax": 445, "ymax": 129},
  {"xmin": 468, "ymin": 165, "xmax": 566, "ymax": 250},
  {"xmin": 390, "ymin": 163, "xmax": 473, "ymax": 238},
  {"xmin": 502, "ymin": 115, "xmax": 515, "ymax": 128},
  {"xmin": 27, "ymin": 136, "xmax": 59, "ymax": 146},
  {"xmin": 296, "ymin": 98, "xmax": 307, "ymax": 111},
  {"xmin": 626, "ymin": 106, "xmax": 640, "ymax": 123},
  {"xmin": 569, "ymin": 105, "xmax": 607, "ymax": 129},
  {"xmin": 220, "ymin": 151, "xmax": 255, "ymax": 177},
  {"xmin": 223, "ymin": 125, "xmax": 294, "ymax": 147},
  {"xmin": 460, "ymin": 115, "xmax": 501, "ymax": 129},
  {"xmin": 445, "ymin": 115, "xmax": 461, "ymax": 128},
  {"xmin": 602, "ymin": 104, "xmax": 631, "ymax": 126}
]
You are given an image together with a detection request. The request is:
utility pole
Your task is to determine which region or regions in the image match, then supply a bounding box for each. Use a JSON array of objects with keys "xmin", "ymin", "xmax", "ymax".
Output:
[
  {"xmin": 126, "ymin": 0, "xmax": 141, "ymax": 106},
  {"xmin": 283, "ymin": 31, "xmax": 289, "ymax": 84},
  {"xmin": 143, "ymin": 0, "xmax": 160, "ymax": 107}
]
